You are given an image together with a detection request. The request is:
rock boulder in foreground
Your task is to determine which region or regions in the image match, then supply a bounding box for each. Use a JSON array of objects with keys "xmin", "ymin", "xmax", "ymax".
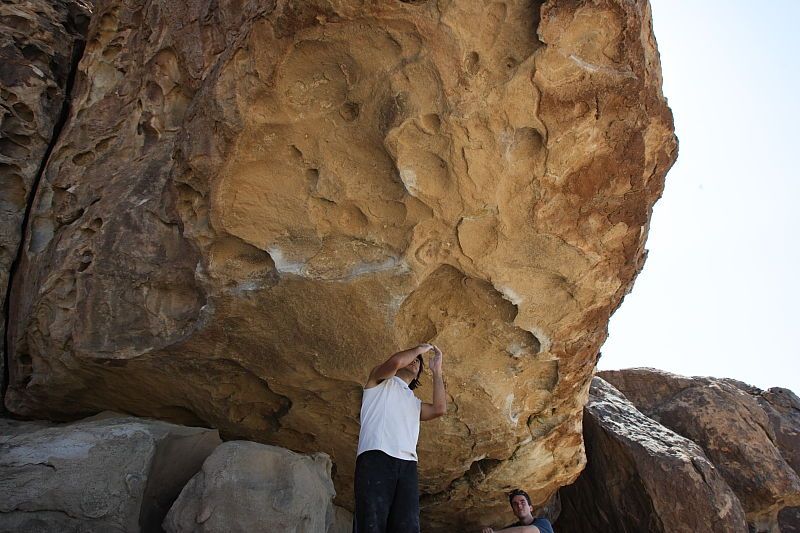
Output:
[
  {"xmin": 0, "ymin": 413, "xmax": 220, "ymax": 532},
  {"xmin": 3, "ymin": 0, "xmax": 677, "ymax": 527},
  {"xmin": 164, "ymin": 441, "xmax": 336, "ymax": 533}
]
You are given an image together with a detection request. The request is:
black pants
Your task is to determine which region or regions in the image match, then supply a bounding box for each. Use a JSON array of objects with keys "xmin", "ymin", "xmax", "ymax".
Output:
[{"xmin": 354, "ymin": 450, "xmax": 420, "ymax": 533}]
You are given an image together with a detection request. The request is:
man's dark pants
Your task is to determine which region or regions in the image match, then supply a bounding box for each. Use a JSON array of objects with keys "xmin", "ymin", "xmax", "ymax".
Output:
[{"xmin": 354, "ymin": 450, "xmax": 420, "ymax": 533}]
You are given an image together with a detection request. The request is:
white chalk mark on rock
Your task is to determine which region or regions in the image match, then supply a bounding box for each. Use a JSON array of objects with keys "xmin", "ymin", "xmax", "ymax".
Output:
[
  {"xmin": 268, "ymin": 247, "xmax": 306, "ymax": 276},
  {"xmin": 399, "ymin": 168, "xmax": 419, "ymax": 197}
]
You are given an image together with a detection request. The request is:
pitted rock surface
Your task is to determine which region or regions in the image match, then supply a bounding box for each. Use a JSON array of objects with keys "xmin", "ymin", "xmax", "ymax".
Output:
[
  {"xmin": 0, "ymin": 0, "xmax": 91, "ymax": 387},
  {"xmin": 557, "ymin": 377, "xmax": 747, "ymax": 533},
  {"xmin": 600, "ymin": 368, "xmax": 800, "ymax": 532},
  {"xmin": 3, "ymin": 0, "xmax": 676, "ymax": 528}
]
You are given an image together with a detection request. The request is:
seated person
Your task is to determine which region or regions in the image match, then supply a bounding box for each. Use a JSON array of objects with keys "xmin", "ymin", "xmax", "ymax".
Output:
[{"xmin": 481, "ymin": 489, "xmax": 554, "ymax": 533}]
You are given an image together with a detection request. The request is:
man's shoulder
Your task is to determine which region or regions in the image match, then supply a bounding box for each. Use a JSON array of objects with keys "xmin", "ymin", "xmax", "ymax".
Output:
[
  {"xmin": 365, "ymin": 377, "xmax": 417, "ymax": 396},
  {"xmin": 364, "ymin": 376, "xmax": 396, "ymax": 390},
  {"xmin": 533, "ymin": 517, "xmax": 554, "ymax": 533}
]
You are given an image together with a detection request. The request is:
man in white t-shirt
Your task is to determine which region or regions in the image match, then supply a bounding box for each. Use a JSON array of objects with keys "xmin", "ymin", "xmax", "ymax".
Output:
[{"xmin": 354, "ymin": 343, "xmax": 447, "ymax": 533}]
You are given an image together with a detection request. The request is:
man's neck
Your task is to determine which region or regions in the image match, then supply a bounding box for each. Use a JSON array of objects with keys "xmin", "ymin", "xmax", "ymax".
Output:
[
  {"xmin": 395, "ymin": 370, "xmax": 414, "ymax": 386},
  {"xmin": 518, "ymin": 514, "xmax": 534, "ymax": 526}
]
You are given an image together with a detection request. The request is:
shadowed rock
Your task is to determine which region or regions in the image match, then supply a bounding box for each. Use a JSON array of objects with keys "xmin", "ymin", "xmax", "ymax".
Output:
[
  {"xmin": 0, "ymin": 413, "xmax": 220, "ymax": 532},
  {"xmin": 780, "ymin": 506, "xmax": 800, "ymax": 533},
  {"xmin": 557, "ymin": 377, "xmax": 748, "ymax": 533},
  {"xmin": 0, "ymin": 0, "xmax": 91, "ymax": 395},
  {"xmin": 600, "ymin": 368, "xmax": 800, "ymax": 532}
]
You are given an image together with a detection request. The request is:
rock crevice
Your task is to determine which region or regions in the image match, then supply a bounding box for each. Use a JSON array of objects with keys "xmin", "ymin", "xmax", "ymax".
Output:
[{"xmin": 0, "ymin": 0, "xmax": 92, "ymax": 404}]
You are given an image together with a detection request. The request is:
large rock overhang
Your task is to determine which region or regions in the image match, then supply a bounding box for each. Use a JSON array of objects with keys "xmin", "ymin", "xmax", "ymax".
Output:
[{"xmin": 3, "ymin": 0, "xmax": 676, "ymax": 529}]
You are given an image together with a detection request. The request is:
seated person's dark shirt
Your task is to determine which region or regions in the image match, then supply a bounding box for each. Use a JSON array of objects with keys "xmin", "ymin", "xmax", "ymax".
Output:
[{"xmin": 505, "ymin": 518, "xmax": 554, "ymax": 533}]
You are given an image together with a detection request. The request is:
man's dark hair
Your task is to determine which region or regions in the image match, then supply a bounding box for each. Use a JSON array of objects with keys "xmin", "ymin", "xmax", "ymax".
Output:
[
  {"xmin": 508, "ymin": 488, "xmax": 532, "ymax": 507},
  {"xmin": 409, "ymin": 354, "xmax": 424, "ymax": 390}
]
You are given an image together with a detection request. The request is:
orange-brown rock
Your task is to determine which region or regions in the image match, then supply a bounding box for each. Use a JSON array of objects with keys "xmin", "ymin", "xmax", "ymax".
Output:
[
  {"xmin": 600, "ymin": 368, "xmax": 800, "ymax": 532},
  {"xmin": 3, "ymin": 0, "xmax": 676, "ymax": 528},
  {"xmin": 557, "ymin": 377, "xmax": 748, "ymax": 532},
  {"xmin": 0, "ymin": 0, "xmax": 91, "ymax": 388}
]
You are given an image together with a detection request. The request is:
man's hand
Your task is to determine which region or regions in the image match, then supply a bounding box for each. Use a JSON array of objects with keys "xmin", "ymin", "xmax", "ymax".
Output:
[
  {"xmin": 481, "ymin": 528, "xmax": 495, "ymax": 533},
  {"xmin": 420, "ymin": 344, "xmax": 446, "ymax": 420},
  {"xmin": 430, "ymin": 345, "xmax": 443, "ymax": 373}
]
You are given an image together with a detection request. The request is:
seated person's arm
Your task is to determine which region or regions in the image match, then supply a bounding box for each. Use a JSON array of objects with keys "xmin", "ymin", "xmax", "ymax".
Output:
[{"xmin": 481, "ymin": 526, "xmax": 542, "ymax": 533}]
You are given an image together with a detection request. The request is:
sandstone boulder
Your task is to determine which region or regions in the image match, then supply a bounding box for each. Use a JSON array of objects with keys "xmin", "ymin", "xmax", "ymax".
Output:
[
  {"xmin": 756, "ymin": 387, "xmax": 800, "ymax": 476},
  {"xmin": 0, "ymin": 0, "xmax": 91, "ymax": 392},
  {"xmin": 557, "ymin": 377, "xmax": 747, "ymax": 533},
  {"xmin": 600, "ymin": 368, "xmax": 800, "ymax": 531},
  {"xmin": 766, "ymin": 387, "xmax": 800, "ymax": 532},
  {"xmin": 0, "ymin": 412, "xmax": 221, "ymax": 532},
  {"xmin": 3, "ymin": 0, "xmax": 676, "ymax": 527},
  {"xmin": 330, "ymin": 505, "xmax": 354, "ymax": 533},
  {"xmin": 164, "ymin": 440, "xmax": 335, "ymax": 533}
]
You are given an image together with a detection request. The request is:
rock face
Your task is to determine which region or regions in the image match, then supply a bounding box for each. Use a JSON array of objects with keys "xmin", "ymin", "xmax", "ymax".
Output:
[
  {"xmin": 780, "ymin": 507, "xmax": 800, "ymax": 533},
  {"xmin": 2, "ymin": 0, "xmax": 676, "ymax": 528},
  {"xmin": 557, "ymin": 377, "xmax": 748, "ymax": 533},
  {"xmin": 164, "ymin": 440, "xmax": 335, "ymax": 533},
  {"xmin": 330, "ymin": 506, "xmax": 354, "ymax": 533},
  {"xmin": 765, "ymin": 387, "xmax": 800, "ymax": 532},
  {"xmin": 756, "ymin": 388, "xmax": 800, "ymax": 477},
  {"xmin": 0, "ymin": 413, "xmax": 221, "ymax": 532},
  {"xmin": 0, "ymin": 0, "xmax": 91, "ymax": 390},
  {"xmin": 600, "ymin": 369, "xmax": 800, "ymax": 532}
]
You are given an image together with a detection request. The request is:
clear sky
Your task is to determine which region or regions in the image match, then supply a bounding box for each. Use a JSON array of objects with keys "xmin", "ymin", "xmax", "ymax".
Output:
[{"xmin": 598, "ymin": 0, "xmax": 800, "ymax": 393}]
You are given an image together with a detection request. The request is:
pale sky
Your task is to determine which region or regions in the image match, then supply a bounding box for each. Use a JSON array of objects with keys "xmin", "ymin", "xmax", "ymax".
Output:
[{"xmin": 598, "ymin": 0, "xmax": 800, "ymax": 394}]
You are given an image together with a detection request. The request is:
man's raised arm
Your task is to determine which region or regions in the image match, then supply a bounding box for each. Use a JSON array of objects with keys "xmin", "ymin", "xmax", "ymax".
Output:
[
  {"xmin": 421, "ymin": 345, "xmax": 446, "ymax": 420},
  {"xmin": 366, "ymin": 343, "xmax": 431, "ymax": 388}
]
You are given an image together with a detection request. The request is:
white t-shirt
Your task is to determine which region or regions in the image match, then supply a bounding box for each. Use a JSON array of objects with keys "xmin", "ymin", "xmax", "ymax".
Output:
[{"xmin": 357, "ymin": 376, "xmax": 422, "ymax": 461}]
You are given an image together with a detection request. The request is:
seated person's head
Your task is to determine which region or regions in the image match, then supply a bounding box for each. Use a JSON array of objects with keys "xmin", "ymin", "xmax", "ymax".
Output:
[{"xmin": 508, "ymin": 488, "xmax": 533, "ymax": 520}]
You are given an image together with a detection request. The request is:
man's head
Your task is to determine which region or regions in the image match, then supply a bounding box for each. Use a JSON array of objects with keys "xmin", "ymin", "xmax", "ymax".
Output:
[
  {"xmin": 399, "ymin": 354, "xmax": 424, "ymax": 390},
  {"xmin": 508, "ymin": 489, "xmax": 533, "ymax": 520}
]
